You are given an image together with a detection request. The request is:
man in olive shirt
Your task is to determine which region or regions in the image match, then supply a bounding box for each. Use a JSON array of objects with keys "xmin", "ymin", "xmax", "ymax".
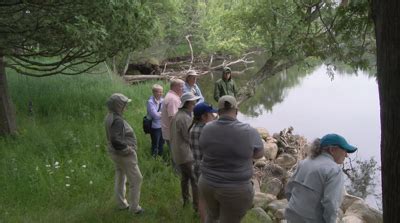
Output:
[{"xmin": 198, "ymin": 95, "xmax": 264, "ymax": 223}]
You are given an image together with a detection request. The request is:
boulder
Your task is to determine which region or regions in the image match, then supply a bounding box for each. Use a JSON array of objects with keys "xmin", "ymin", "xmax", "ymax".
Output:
[
  {"xmin": 253, "ymin": 192, "xmax": 277, "ymax": 210},
  {"xmin": 275, "ymin": 208, "xmax": 286, "ymax": 219},
  {"xmin": 256, "ymin": 127, "xmax": 270, "ymax": 140},
  {"xmin": 262, "ymin": 163, "xmax": 286, "ymax": 181},
  {"xmin": 264, "ymin": 142, "xmax": 279, "ymax": 160},
  {"xmin": 246, "ymin": 207, "xmax": 274, "ymax": 223},
  {"xmin": 261, "ymin": 178, "xmax": 283, "ymax": 196},
  {"xmin": 344, "ymin": 200, "xmax": 383, "ymax": 223},
  {"xmin": 266, "ymin": 199, "xmax": 288, "ymax": 213},
  {"xmin": 275, "ymin": 153, "xmax": 297, "ymax": 170},
  {"xmin": 343, "ymin": 216, "xmax": 364, "ymax": 223},
  {"xmin": 341, "ymin": 193, "xmax": 363, "ymax": 213},
  {"xmin": 254, "ymin": 159, "xmax": 268, "ymax": 168}
]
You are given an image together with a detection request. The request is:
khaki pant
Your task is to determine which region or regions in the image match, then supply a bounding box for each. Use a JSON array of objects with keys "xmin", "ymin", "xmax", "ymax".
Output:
[
  {"xmin": 199, "ymin": 176, "xmax": 254, "ymax": 223},
  {"xmin": 110, "ymin": 150, "xmax": 143, "ymax": 212}
]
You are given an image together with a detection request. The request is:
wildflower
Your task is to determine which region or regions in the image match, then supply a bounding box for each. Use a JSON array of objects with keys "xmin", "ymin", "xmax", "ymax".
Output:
[
  {"xmin": 54, "ymin": 161, "xmax": 59, "ymax": 166},
  {"xmin": 35, "ymin": 166, "xmax": 39, "ymax": 171},
  {"xmin": 65, "ymin": 176, "xmax": 70, "ymax": 179},
  {"xmin": 55, "ymin": 166, "xmax": 60, "ymax": 169},
  {"xmin": 95, "ymin": 145, "xmax": 100, "ymax": 148},
  {"xmin": 68, "ymin": 160, "xmax": 72, "ymax": 164},
  {"xmin": 89, "ymin": 181, "xmax": 93, "ymax": 185},
  {"xmin": 70, "ymin": 169, "xmax": 75, "ymax": 173},
  {"xmin": 65, "ymin": 184, "xmax": 70, "ymax": 187},
  {"xmin": 82, "ymin": 164, "xmax": 86, "ymax": 168},
  {"xmin": 45, "ymin": 164, "xmax": 51, "ymax": 168}
]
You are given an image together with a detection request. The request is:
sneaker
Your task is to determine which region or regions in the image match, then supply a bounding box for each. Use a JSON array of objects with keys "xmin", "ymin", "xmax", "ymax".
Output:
[{"xmin": 134, "ymin": 208, "xmax": 144, "ymax": 215}]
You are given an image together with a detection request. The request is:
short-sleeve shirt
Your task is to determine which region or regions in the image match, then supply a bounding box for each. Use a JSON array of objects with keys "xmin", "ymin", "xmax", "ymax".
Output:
[
  {"xmin": 199, "ymin": 115, "xmax": 263, "ymax": 187},
  {"xmin": 161, "ymin": 90, "xmax": 181, "ymax": 140}
]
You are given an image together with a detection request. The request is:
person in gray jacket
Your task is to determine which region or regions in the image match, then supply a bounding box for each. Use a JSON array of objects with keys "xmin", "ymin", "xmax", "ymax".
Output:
[
  {"xmin": 285, "ymin": 133, "xmax": 358, "ymax": 223},
  {"xmin": 104, "ymin": 93, "xmax": 144, "ymax": 214}
]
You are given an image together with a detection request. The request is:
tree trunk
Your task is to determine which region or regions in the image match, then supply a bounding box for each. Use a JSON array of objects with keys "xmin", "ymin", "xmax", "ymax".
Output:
[
  {"xmin": 0, "ymin": 54, "xmax": 17, "ymax": 135},
  {"xmin": 373, "ymin": 0, "xmax": 400, "ymax": 221}
]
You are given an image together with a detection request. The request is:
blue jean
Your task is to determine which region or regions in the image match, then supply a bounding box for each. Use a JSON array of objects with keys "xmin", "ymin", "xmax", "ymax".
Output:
[{"xmin": 150, "ymin": 127, "xmax": 164, "ymax": 157}]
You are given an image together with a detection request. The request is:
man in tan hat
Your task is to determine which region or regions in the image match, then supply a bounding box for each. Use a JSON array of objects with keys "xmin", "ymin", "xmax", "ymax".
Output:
[
  {"xmin": 183, "ymin": 70, "xmax": 204, "ymax": 103},
  {"xmin": 170, "ymin": 92, "xmax": 201, "ymax": 211},
  {"xmin": 198, "ymin": 95, "xmax": 264, "ymax": 223}
]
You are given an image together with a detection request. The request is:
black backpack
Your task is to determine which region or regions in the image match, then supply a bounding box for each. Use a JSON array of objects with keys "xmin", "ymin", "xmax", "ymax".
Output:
[{"xmin": 143, "ymin": 102, "xmax": 161, "ymax": 134}]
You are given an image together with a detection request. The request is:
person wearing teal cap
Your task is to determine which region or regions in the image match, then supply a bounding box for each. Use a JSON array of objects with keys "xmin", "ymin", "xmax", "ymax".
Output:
[{"xmin": 285, "ymin": 133, "xmax": 358, "ymax": 223}]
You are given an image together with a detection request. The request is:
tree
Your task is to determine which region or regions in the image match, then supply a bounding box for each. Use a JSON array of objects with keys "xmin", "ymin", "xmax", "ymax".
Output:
[
  {"xmin": 0, "ymin": 0, "xmax": 158, "ymax": 134},
  {"xmin": 372, "ymin": 0, "xmax": 400, "ymax": 221}
]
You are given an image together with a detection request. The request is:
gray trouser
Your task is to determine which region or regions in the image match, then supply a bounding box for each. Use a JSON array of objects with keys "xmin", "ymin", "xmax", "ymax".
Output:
[
  {"xmin": 110, "ymin": 150, "xmax": 143, "ymax": 212},
  {"xmin": 198, "ymin": 176, "xmax": 254, "ymax": 223}
]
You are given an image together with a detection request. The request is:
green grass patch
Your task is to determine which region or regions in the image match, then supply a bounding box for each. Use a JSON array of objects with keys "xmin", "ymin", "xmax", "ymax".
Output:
[{"xmin": 0, "ymin": 67, "xmax": 199, "ymax": 222}]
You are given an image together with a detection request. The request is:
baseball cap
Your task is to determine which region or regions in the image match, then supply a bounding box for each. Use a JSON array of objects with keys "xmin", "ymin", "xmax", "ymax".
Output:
[
  {"xmin": 179, "ymin": 92, "xmax": 200, "ymax": 108},
  {"xmin": 320, "ymin": 133, "xmax": 358, "ymax": 153},
  {"xmin": 218, "ymin": 95, "xmax": 238, "ymax": 110},
  {"xmin": 193, "ymin": 102, "xmax": 217, "ymax": 117},
  {"xmin": 186, "ymin": 70, "xmax": 198, "ymax": 76}
]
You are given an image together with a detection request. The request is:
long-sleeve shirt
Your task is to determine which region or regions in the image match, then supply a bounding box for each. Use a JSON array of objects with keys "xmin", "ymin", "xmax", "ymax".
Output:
[
  {"xmin": 213, "ymin": 78, "xmax": 238, "ymax": 102},
  {"xmin": 146, "ymin": 96, "xmax": 163, "ymax": 129},
  {"xmin": 285, "ymin": 152, "xmax": 345, "ymax": 223},
  {"xmin": 183, "ymin": 82, "xmax": 204, "ymax": 104}
]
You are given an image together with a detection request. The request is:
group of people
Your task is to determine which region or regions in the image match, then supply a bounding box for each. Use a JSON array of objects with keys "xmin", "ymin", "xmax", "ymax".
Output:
[{"xmin": 103, "ymin": 66, "xmax": 358, "ymax": 223}]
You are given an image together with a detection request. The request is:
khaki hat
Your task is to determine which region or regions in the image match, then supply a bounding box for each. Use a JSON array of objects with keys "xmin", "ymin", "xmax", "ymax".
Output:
[
  {"xmin": 186, "ymin": 70, "xmax": 198, "ymax": 76},
  {"xmin": 179, "ymin": 92, "xmax": 201, "ymax": 108},
  {"xmin": 218, "ymin": 95, "xmax": 238, "ymax": 110}
]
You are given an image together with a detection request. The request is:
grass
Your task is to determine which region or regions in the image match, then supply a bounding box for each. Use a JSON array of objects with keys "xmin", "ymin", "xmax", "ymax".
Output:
[{"xmin": 0, "ymin": 66, "xmax": 262, "ymax": 223}]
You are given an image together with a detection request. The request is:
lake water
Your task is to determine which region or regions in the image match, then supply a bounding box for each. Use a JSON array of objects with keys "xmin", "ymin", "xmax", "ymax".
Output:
[{"xmin": 199, "ymin": 64, "xmax": 382, "ymax": 208}]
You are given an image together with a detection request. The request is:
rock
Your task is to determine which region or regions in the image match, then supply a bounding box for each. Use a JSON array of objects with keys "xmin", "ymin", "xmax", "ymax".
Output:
[
  {"xmin": 261, "ymin": 178, "xmax": 283, "ymax": 196},
  {"xmin": 253, "ymin": 192, "xmax": 277, "ymax": 210},
  {"xmin": 341, "ymin": 193, "xmax": 363, "ymax": 213},
  {"xmin": 275, "ymin": 208, "xmax": 285, "ymax": 219},
  {"xmin": 343, "ymin": 216, "xmax": 364, "ymax": 223},
  {"xmin": 264, "ymin": 142, "xmax": 279, "ymax": 160},
  {"xmin": 252, "ymin": 178, "xmax": 261, "ymax": 193},
  {"xmin": 256, "ymin": 127, "xmax": 270, "ymax": 140},
  {"xmin": 266, "ymin": 199, "xmax": 288, "ymax": 213},
  {"xmin": 254, "ymin": 159, "xmax": 268, "ymax": 168},
  {"xmin": 245, "ymin": 207, "xmax": 274, "ymax": 223},
  {"xmin": 275, "ymin": 153, "xmax": 297, "ymax": 170},
  {"xmin": 344, "ymin": 200, "xmax": 382, "ymax": 223},
  {"xmin": 262, "ymin": 163, "xmax": 286, "ymax": 181}
]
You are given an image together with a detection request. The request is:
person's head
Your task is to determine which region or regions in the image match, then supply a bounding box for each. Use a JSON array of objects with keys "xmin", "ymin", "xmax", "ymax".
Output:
[
  {"xmin": 106, "ymin": 93, "xmax": 131, "ymax": 115},
  {"xmin": 222, "ymin": 66, "xmax": 232, "ymax": 80},
  {"xmin": 217, "ymin": 95, "xmax": 238, "ymax": 118},
  {"xmin": 186, "ymin": 70, "xmax": 198, "ymax": 87},
  {"xmin": 309, "ymin": 133, "xmax": 357, "ymax": 164},
  {"xmin": 152, "ymin": 84, "xmax": 163, "ymax": 100},
  {"xmin": 193, "ymin": 102, "xmax": 217, "ymax": 123},
  {"xmin": 179, "ymin": 92, "xmax": 200, "ymax": 112},
  {"xmin": 170, "ymin": 78, "xmax": 185, "ymax": 96}
]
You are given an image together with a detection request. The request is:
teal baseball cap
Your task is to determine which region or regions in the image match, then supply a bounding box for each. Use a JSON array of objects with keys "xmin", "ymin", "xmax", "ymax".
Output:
[{"xmin": 320, "ymin": 133, "xmax": 358, "ymax": 153}]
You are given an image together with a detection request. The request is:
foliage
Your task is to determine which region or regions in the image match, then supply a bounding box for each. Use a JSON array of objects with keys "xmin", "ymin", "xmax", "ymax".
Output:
[
  {"xmin": 344, "ymin": 157, "xmax": 379, "ymax": 199},
  {"xmin": 0, "ymin": 66, "xmax": 201, "ymax": 222},
  {"xmin": 0, "ymin": 0, "xmax": 158, "ymax": 76}
]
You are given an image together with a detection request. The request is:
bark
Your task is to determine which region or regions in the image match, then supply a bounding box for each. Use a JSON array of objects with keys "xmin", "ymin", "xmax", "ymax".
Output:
[
  {"xmin": 373, "ymin": 0, "xmax": 400, "ymax": 221},
  {"xmin": 0, "ymin": 54, "xmax": 17, "ymax": 135}
]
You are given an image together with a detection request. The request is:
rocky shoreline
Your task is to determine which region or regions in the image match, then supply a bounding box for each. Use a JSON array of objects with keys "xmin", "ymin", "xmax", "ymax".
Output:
[{"xmin": 251, "ymin": 127, "xmax": 383, "ymax": 223}]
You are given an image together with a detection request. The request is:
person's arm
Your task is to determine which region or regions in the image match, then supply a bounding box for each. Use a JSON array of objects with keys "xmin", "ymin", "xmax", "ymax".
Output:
[
  {"xmin": 214, "ymin": 81, "xmax": 220, "ymax": 102},
  {"xmin": 110, "ymin": 118, "xmax": 127, "ymax": 150},
  {"xmin": 321, "ymin": 168, "xmax": 345, "ymax": 223},
  {"xmin": 232, "ymin": 80, "xmax": 238, "ymax": 97},
  {"xmin": 195, "ymin": 84, "xmax": 205, "ymax": 103},
  {"xmin": 251, "ymin": 127, "xmax": 264, "ymax": 159},
  {"xmin": 147, "ymin": 100, "xmax": 161, "ymax": 120}
]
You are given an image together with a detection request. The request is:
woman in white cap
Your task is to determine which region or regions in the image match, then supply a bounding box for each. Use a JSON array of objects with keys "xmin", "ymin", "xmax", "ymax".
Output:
[
  {"xmin": 183, "ymin": 70, "xmax": 204, "ymax": 103},
  {"xmin": 104, "ymin": 93, "xmax": 144, "ymax": 214},
  {"xmin": 170, "ymin": 92, "xmax": 200, "ymax": 211}
]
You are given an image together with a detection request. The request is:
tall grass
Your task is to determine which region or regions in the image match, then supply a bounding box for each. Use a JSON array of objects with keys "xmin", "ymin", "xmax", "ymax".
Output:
[{"xmin": 0, "ymin": 66, "xmax": 261, "ymax": 223}]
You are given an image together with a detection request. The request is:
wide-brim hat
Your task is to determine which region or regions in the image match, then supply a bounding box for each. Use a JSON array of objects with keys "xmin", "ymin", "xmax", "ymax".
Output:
[
  {"xmin": 179, "ymin": 92, "xmax": 201, "ymax": 108},
  {"xmin": 320, "ymin": 133, "xmax": 358, "ymax": 153}
]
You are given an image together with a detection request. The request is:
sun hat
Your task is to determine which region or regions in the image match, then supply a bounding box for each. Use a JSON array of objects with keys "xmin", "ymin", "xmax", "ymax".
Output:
[
  {"xmin": 193, "ymin": 102, "xmax": 217, "ymax": 117},
  {"xmin": 186, "ymin": 70, "xmax": 198, "ymax": 76},
  {"xmin": 320, "ymin": 133, "xmax": 358, "ymax": 153},
  {"xmin": 179, "ymin": 92, "xmax": 201, "ymax": 108},
  {"xmin": 217, "ymin": 95, "xmax": 238, "ymax": 110}
]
